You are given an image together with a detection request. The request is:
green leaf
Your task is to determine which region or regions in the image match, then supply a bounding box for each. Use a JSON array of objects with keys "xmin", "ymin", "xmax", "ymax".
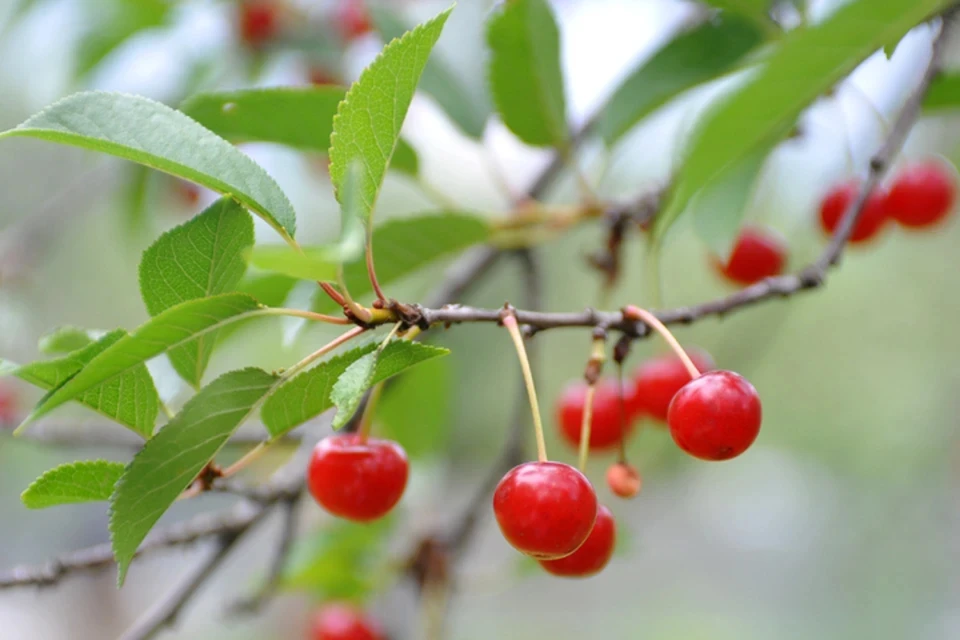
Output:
[
  {"xmin": 330, "ymin": 352, "xmax": 378, "ymax": 430},
  {"xmin": 139, "ymin": 198, "xmax": 255, "ymax": 388},
  {"xmin": 598, "ymin": 15, "xmax": 765, "ymax": 146},
  {"xmin": 237, "ymin": 273, "xmax": 299, "ymax": 308},
  {"xmin": 377, "ymin": 355, "xmax": 451, "ymax": 459},
  {"xmin": 110, "ymin": 368, "xmax": 280, "ymax": 585},
  {"xmin": 655, "ymin": 0, "xmax": 950, "ymax": 242},
  {"xmin": 10, "ymin": 330, "xmax": 158, "ymax": 437},
  {"xmin": 924, "ymin": 72, "xmax": 960, "ymax": 112},
  {"xmin": 701, "ymin": 0, "xmax": 776, "ymax": 31},
  {"xmin": 313, "ymin": 213, "xmax": 490, "ymax": 311},
  {"xmin": 17, "ymin": 294, "xmax": 265, "ymax": 433},
  {"xmin": 390, "ymin": 139, "xmax": 419, "ymax": 177},
  {"xmin": 21, "ymin": 460, "xmax": 125, "ymax": 509},
  {"xmin": 0, "ymin": 92, "xmax": 297, "ymax": 241},
  {"xmin": 76, "ymin": 0, "xmax": 169, "ymax": 76},
  {"xmin": 38, "ymin": 326, "xmax": 98, "ymax": 354},
  {"xmin": 328, "ymin": 7, "xmax": 452, "ymax": 223},
  {"xmin": 261, "ymin": 341, "xmax": 449, "ymax": 439},
  {"xmin": 486, "ymin": 0, "xmax": 567, "ymax": 147}
]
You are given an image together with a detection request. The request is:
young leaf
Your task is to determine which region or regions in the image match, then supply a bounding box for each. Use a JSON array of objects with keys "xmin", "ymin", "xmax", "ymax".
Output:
[
  {"xmin": 598, "ymin": 15, "xmax": 765, "ymax": 146},
  {"xmin": 110, "ymin": 368, "xmax": 280, "ymax": 585},
  {"xmin": 486, "ymin": 0, "xmax": 568, "ymax": 147},
  {"xmin": 139, "ymin": 198, "xmax": 255, "ymax": 388},
  {"xmin": 21, "ymin": 460, "xmax": 125, "ymax": 509},
  {"xmin": 10, "ymin": 330, "xmax": 158, "ymax": 437},
  {"xmin": 656, "ymin": 0, "xmax": 951, "ymax": 242},
  {"xmin": 924, "ymin": 73, "xmax": 960, "ymax": 112},
  {"xmin": 330, "ymin": 352, "xmax": 378, "ymax": 429},
  {"xmin": 377, "ymin": 355, "xmax": 451, "ymax": 459},
  {"xmin": 0, "ymin": 92, "xmax": 297, "ymax": 241},
  {"xmin": 261, "ymin": 341, "xmax": 449, "ymax": 439},
  {"xmin": 328, "ymin": 6, "xmax": 452, "ymax": 223},
  {"xmin": 17, "ymin": 294, "xmax": 265, "ymax": 433},
  {"xmin": 38, "ymin": 326, "xmax": 99, "ymax": 354}
]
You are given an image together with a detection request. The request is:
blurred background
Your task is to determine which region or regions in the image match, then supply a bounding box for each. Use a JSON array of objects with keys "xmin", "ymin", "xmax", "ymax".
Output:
[{"xmin": 1, "ymin": 0, "xmax": 959, "ymax": 638}]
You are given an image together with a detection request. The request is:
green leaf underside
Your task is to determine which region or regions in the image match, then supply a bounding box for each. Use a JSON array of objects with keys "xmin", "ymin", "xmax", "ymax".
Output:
[
  {"xmin": 656, "ymin": 0, "xmax": 951, "ymax": 242},
  {"xmin": 312, "ymin": 214, "xmax": 490, "ymax": 312},
  {"xmin": 330, "ymin": 352, "xmax": 378, "ymax": 429},
  {"xmin": 598, "ymin": 15, "xmax": 765, "ymax": 146},
  {"xmin": 328, "ymin": 7, "xmax": 452, "ymax": 223},
  {"xmin": 11, "ymin": 330, "xmax": 158, "ymax": 437},
  {"xmin": 38, "ymin": 326, "xmax": 98, "ymax": 354},
  {"xmin": 486, "ymin": 0, "xmax": 568, "ymax": 147},
  {"xmin": 0, "ymin": 91, "xmax": 297, "ymax": 240},
  {"xmin": 22, "ymin": 460, "xmax": 125, "ymax": 509},
  {"xmin": 139, "ymin": 198, "xmax": 254, "ymax": 388},
  {"xmin": 110, "ymin": 368, "xmax": 280, "ymax": 585},
  {"xmin": 378, "ymin": 356, "xmax": 451, "ymax": 459},
  {"xmin": 19, "ymin": 294, "xmax": 265, "ymax": 431},
  {"xmin": 178, "ymin": 86, "xmax": 421, "ymax": 175},
  {"xmin": 924, "ymin": 73, "xmax": 960, "ymax": 112},
  {"xmin": 261, "ymin": 341, "xmax": 449, "ymax": 439}
]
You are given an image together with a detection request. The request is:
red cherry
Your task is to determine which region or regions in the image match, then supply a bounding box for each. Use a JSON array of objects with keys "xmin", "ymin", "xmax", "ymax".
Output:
[
  {"xmin": 173, "ymin": 179, "xmax": 201, "ymax": 208},
  {"xmin": 556, "ymin": 379, "xmax": 635, "ymax": 451},
  {"xmin": 818, "ymin": 180, "xmax": 889, "ymax": 243},
  {"xmin": 605, "ymin": 462, "xmax": 641, "ymax": 499},
  {"xmin": 539, "ymin": 504, "xmax": 616, "ymax": 578},
  {"xmin": 308, "ymin": 66, "xmax": 339, "ymax": 87},
  {"xmin": 307, "ymin": 434, "xmax": 408, "ymax": 522},
  {"xmin": 0, "ymin": 383, "xmax": 18, "ymax": 426},
  {"xmin": 239, "ymin": 1, "xmax": 279, "ymax": 48},
  {"xmin": 493, "ymin": 461, "xmax": 597, "ymax": 560},
  {"xmin": 631, "ymin": 349, "xmax": 715, "ymax": 423},
  {"xmin": 667, "ymin": 370, "xmax": 762, "ymax": 461},
  {"xmin": 337, "ymin": 0, "xmax": 372, "ymax": 41},
  {"xmin": 311, "ymin": 603, "xmax": 384, "ymax": 640},
  {"xmin": 713, "ymin": 226, "xmax": 787, "ymax": 286},
  {"xmin": 886, "ymin": 160, "xmax": 957, "ymax": 228}
]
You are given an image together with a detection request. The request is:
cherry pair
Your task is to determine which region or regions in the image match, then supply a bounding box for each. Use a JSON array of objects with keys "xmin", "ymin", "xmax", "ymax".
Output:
[
  {"xmin": 311, "ymin": 603, "xmax": 383, "ymax": 640},
  {"xmin": 238, "ymin": 0, "xmax": 372, "ymax": 49}
]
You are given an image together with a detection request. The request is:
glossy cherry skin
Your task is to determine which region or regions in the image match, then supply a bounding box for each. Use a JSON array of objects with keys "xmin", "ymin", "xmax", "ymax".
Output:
[
  {"xmin": 714, "ymin": 226, "xmax": 787, "ymax": 286},
  {"xmin": 818, "ymin": 180, "xmax": 889, "ymax": 243},
  {"xmin": 311, "ymin": 603, "xmax": 384, "ymax": 640},
  {"xmin": 631, "ymin": 349, "xmax": 715, "ymax": 423},
  {"xmin": 307, "ymin": 434, "xmax": 408, "ymax": 522},
  {"xmin": 337, "ymin": 0, "xmax": 372, "ymax": 41},
  {"xmin": 493, "ymin": 461, "xmax": 598, "ymax": 560},
  {"xmin": 606, "ymin": 462, "xmax": 641, "ymax": 499},
  {"xmin": 539, "ymin": 505, "xmax": 616, "ymax": 578},
  {"xmin": 886, "ymin": 161, "xmax": 957, "ymax": 228},
  {"xmin": 239, "ymin": 1, "xmax": 278, "ymax": 48},
  {"xmin": 667, "ymin": 370, "xmax": 762, "ymax": 461},
  {"xmin": 556, "ymin": 379, "xmax": 635, "ymax": 451}
]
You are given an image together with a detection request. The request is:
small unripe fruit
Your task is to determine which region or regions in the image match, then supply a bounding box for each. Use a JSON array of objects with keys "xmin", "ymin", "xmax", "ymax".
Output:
[{"xmin": 605, "ymin": 462, "xmax": 641, "ymax": 499}]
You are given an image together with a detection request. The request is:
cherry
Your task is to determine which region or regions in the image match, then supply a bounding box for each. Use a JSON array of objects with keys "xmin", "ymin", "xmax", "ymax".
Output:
[
  {"xmin": 0, "ymin": 383, "xmax": 17, "ymax": 426},
  {"xmin": 337, "ymin": 0, "xmax": 372, "ymax": 41},
  {"xmin": 493, "ymin": 461, "xmax": 597, "ymax": 559},
  {"xmin": 818, "ymin": 180, "xmax": 889, "ymax": 243},
  {"xmin": 311, "ymin": 603, "xmax": 384, "ymax": 640},
  {"xmin": 886, "ymin": 160, "xmax": 957, "ymax": 228},
  {"xmin": 556, "ymin": 379, "xmax": 635, "ymax": 451},
  {"xmin": 631, "ymin": 349, "xmax": 715, "ymax": 423},
  {"xmin": 606, "ymin": 462, "xmax": 641, "ymax": 499},
  {"xmin": 539, "ymin": 504, "xmax": 616, "ymax": 578},
  {"xmin": 308, "ymin": 66, "xmax": 339, "ymax": 87},
  {"xmin": 713, "ymin": 226, "xmax": 787, "ymax": 286},
  {"xmin": 667, "ymin": 370, "xmax": 762, "ymax": 461},
  {"xmin": 307, "ymin": 434, "xmax": 408, "ymax": 522},
  {"xmin": 238, "ymin": 1, "xmax": 279, "ymax": 48}
]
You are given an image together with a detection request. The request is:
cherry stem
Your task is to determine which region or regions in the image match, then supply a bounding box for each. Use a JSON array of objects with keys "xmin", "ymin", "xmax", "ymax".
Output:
[
  {"xmin": 577, "ymin": 382, "xmax": 596, "ymax": 473},
  {"xmin": 337, "ymin": 264, "xmax": 373, "ymax": 323},
  {"xmin": 623, "ymin": 305, "xmax": 700, "ymax": 379},
  {"xmin": 502, "ymin": 314, "xmax": 547, "ymax": 463},
  {"xmin": 262, "ymin": 307, "xmax": 350, "ymax": 325},
  {"xmin": 616, "ymin": 363, "xmax": 628, "ymax": 465},
  {"xmin": 366, "ymin": 226, "xmax": 388, "ymax": 303},
  {"xmin": 356, "ymin": 382, "xmax": 384, "ymax": 444},
  {"xmin": 220, "ymin": 441, "xmax": 267, "ymax": 478},
  {"xmin": 319, "ymin": 281, "xmax": 348, "ymax": 307}
]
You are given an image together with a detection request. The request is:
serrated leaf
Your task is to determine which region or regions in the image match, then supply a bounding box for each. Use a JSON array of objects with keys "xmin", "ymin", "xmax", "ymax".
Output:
[
  {"xmin": 261, "ymin": 341, "xmax": 449, "ymax": 439},
  {"xmin": 329, "ymin": 6, "xmax": 452, "ymax": 224},
  {"xmin": 0, "ymin": 91, "xmax": 297, "ymax": 241},
  {"xmin": 378, "ymin": 355, "xmax": 450, "ymax": 459},
  {"xmin": 10, "ymin": 330, "xmax": 158, "ymax": 437},
  {"xmin": 655, "ymin": 0, "xmax": 951, "ymax": 242},
  {"xmin": 21, "ymin": 460, "xmax": 125, "ymax": 509},
  {"xmin": 110, "ymin": 368, "xmax": 280, "ymax": 585},
  {"xmin": 139, "ymin": 198, "xmax": 255, "ymax": 388},
  {"xmin": 38, "ymin": 326, "xmax": 98, "ymax": 354},
  {"xmin": 17, "ymin": 294, "xmax": 265, "ymax": 433},
  {"xmin": 598, "ymin": 15, "xmax": 765, "ymax": 146},
  {"xmin": 486, "ymin": 0, "xmax": 567, "ymax": 147},
  {"xmin": 330, "ymin": 352, "xmax": 378, "ymax": 430},
  {"xmin": 924, "ymin": 72, "xmax": 960, "ymax": 112}
]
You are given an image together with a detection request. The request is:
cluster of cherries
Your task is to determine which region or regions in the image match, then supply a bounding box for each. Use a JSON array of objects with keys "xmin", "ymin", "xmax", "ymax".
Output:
[
  {"xmin": 712, "ymin": 159, "xmax": 957, "ymax": 287},
  {"xmin": 238, "ymin": 0, "xmax": 372, "ymax": 50}
]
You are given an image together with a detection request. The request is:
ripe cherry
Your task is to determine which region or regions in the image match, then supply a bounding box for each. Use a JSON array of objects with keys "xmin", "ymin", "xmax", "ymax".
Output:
[
  {"xmin": 631, "ymin": 349, "xmax": 715, "ymax": 423},
  {"xmin": 556, "ymin": 379, "xmax": 635, "ymax": 451},
  {"xmin": 539, "ymin": 504, "xmax": 616, "ymax": 578},
  {"xmin": 667, "ymin": 370, "xmax": 762, "ymax": 461},
  {"xmin": 493, "ymin": 461, "xmax": 597, "ymax": 560},
  {"xmin": 886, "ymin": 160, "xmax": 957, "ymax": 228},
  {"xmin": 818, "ymin": 180, "xmax": 889, "ymax": 243},
  {"xmin": 337, "ymin": 0, "xmax": 372, "ymax": 41},
  {"xmin": 0, "ymin": 383, "xmax": 18, "ymax": 426},
  {"xmin": 606, "ymin": 462, "xmax": 641, "ymax": 499},
  {"xmin": 307, "ymin": 434, "xmax": 408, "ymax": 522},
  {"xmin": 713, "ymin": 226, "xmax": 787, "ymax": 286},
  {"xmin": 238, "ymin": 1, "xmax": 279, "ymax": 48},
  {"xmin": 311, "ymin": 603, "xmax": 384, "ymax": 640}
]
